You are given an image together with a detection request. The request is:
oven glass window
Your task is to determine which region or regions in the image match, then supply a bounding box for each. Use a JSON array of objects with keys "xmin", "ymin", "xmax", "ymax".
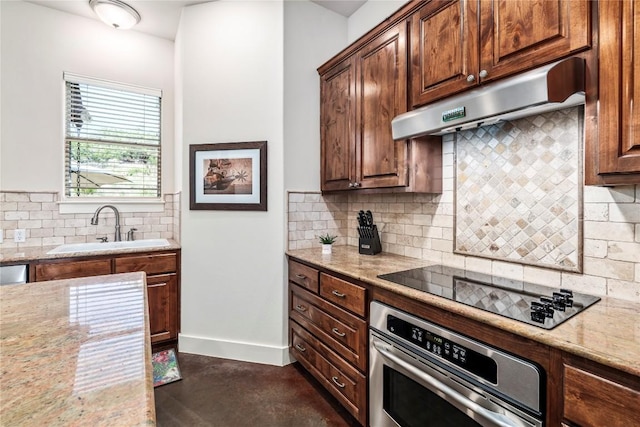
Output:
[{"xmin": 383, "ymin": 366, "xmax": 482, "ymax": 427}]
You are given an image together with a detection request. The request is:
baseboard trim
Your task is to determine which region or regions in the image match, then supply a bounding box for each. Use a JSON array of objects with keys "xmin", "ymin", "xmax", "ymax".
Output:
[{"xmin": 178, "ymin": 334, "xmax": 293, "ymax": 367}]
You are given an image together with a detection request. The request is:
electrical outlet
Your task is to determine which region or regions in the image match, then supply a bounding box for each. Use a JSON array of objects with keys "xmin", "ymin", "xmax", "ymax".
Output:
[
  {"xmin": 14, "ymin": 229, "xmax": 26, "ymax": 243},
  {"xmin": 0, "ymin": 229, "xmax": 3, "ymax": 243}
]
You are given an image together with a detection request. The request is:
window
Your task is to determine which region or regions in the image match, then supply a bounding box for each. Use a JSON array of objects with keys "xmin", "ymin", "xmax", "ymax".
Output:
[{"xmin": 64, "ymin": 73, "xmax": 161, "ymax": 198}]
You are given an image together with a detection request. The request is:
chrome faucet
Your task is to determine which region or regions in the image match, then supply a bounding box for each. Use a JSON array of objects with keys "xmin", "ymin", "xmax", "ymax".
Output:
[{"xmin": 91, "ymin": 205, "xmax": 121, "ymax": 242}]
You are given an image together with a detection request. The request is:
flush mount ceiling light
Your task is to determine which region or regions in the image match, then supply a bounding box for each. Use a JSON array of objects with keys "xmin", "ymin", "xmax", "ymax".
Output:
[{"xmin": 89, "ymin": 0, "xmax": 141, "ymax": 30}]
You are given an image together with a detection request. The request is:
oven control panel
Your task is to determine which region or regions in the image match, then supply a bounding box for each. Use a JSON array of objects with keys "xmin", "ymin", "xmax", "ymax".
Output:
[{"xmin": 387, "ymin": 314, "xmax": 498, "ymax": 383}]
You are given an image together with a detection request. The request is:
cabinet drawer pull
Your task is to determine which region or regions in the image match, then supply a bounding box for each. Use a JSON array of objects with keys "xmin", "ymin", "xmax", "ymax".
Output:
[
  {"xmin": 331, "ymin": 327, "xmax": 346, "ymax": 337},
  {"xmin": 295, "ymin": 273, "xmax": 307, "ymax": 280},
  {"xmin": 295, "ymin": 304, "xmax": 307, "ymax": 312},
  {"xmin": 331, "ymin": 290, "xmax": 346, "ymax": 298},
  {"xmin": 294, "ymin": 343, "xmax": 307, "ymax": 353},
  {"xmin": 331, "ymin": 376, "xmax": 346, "ymax": 388}
]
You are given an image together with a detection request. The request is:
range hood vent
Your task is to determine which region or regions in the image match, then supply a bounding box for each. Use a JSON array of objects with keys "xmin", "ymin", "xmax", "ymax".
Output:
[{"xmin": 392, "ymin": 57, "xmax": 585, "ymax": 139}]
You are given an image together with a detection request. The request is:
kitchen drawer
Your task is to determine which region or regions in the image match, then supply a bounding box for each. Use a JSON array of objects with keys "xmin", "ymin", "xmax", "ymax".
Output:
[
  {"xmin": 320, "ymin": 273, "xmax": 366, "ymax": 317},
  {"xmin": 291, "ymin": 321, "xmax": 366, "ymax": 425},
  {"xmin": 33, "ymin": 259, "xmax": 112, "ymax": 281},
  {"xmin": 563, "ymin": 364, "xmax": 640, "ymax": 427},
  {"xmin": 114, "ymin": 253, "xmax": 177, "ymax": 275},
  {"xmin": 290, "ymin": 284, "xmax": 367, "ymax": 372},
  {"xmin": 288, "ymin": 260, "xmax": 319, "ymax": 293}
]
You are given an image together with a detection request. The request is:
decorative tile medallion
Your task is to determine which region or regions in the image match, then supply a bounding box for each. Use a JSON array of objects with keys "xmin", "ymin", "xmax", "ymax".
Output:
[{"xmin": 454, "ymin": 107, "xmax": 582, "ymax": 272}]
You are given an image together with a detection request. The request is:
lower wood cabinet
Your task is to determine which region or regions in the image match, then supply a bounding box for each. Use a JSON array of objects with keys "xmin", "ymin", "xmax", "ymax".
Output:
[
  {"xmin": 289, "ymin": 256, "xmax": 639, "ymax": 427},
  {"xmin": 288, "ymin": 259, "xmax": 368, "ymax": 426},
  {"xmin": 146, "ymin": 273, "xmax": 179, "ymax": 345},
  {"xmin": 30, "ymin": 250, "xmax": 181, "ymax": 352},
  {"xmin": 561, "ymin": 354, "xmax": 640, "ymax": 427}
]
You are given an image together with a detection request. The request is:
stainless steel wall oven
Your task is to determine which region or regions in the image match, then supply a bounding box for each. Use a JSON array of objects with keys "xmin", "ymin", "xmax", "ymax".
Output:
[{"xmin": 370, "ymin": 301, "xmax": 544, "ymax": 427}]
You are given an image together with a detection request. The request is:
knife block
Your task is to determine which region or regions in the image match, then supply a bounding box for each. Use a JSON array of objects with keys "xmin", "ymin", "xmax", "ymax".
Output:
[{"xmin": 358, "ymin": 225, "xmax": 381, "ymax": 255}]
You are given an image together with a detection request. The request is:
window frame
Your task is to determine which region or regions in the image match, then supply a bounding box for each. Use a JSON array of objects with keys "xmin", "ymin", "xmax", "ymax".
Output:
[{"xmin": 62, "ymin": 72, "xmax": 163, "ymax": 204}]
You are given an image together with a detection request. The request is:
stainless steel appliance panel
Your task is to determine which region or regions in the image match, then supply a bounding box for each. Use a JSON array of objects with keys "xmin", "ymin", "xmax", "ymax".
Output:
[{"xmin": 370, "ymin": 301, "xmax": 544, "ymax": 427}]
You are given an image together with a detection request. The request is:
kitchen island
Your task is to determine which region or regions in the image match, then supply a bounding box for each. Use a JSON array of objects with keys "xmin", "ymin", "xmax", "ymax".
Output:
[{"xmin": 0, "ymin": 272, "xmax": 155, "ymax": 426}]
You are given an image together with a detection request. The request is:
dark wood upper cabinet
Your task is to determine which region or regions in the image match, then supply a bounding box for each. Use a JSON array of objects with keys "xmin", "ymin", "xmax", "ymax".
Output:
[
  {"xmin": 411, "ymin": 0, "xmax": 591, "ymax": 108},
  {"xmin": 355, "ymin": 23, "xmax": 409, "ymax": 190},
  {"xmin": 321, "ymin": 23, "xmax": 410, "ymax": 192},
  {"xmin": 410, "ymin": 0, "xmax": 478, "ymax": 107},
  {"xmin": 320, "ymin": 15, "xmax": 442, "ymax": 194},
  {"xmin": 320, "ymin": 57, "xmax": 356, "ymax": 192},
  {"xmin": 585, "ymin": 0, "xmax": 640, "ymax": 185}
]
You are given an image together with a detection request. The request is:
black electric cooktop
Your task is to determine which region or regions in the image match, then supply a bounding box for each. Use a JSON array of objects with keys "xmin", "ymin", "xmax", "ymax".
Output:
[{"xmin": 378, "ymin": 265, "xmax": 600, "ymax": 329}]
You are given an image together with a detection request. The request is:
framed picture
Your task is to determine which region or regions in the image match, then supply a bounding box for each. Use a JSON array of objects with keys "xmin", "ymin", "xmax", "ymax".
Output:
[{"xmin": 189, "ymin": 141, "xmax": 267, "ymax": 211}]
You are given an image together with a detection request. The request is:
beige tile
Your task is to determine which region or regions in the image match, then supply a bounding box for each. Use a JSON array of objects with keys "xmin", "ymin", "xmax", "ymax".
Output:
[
  {"xmin": 585, "ymin": 221, "xmax": 635, "ymax": 242},
  {"xmin": 607, "ymin": 279, "xmax": 640, "ymax": 303},
  {"xmin": 607, "ymin": 241, "xmax": 640, "ymax": 263},
  {"xmin": 584, "ymin": 257, "xmax": 635, "ymax": 281}
]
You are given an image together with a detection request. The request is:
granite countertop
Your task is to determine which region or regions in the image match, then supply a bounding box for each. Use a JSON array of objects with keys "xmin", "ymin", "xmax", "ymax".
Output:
[
  {"xmin": 0, "ymin": 272, "xmax": 155, "ymax": 426},
  {"xmin": 286, "ymin": 246, "xmax": 640, "ymax": 378},
  {"xmin": 0, "ymin": 239, "xmax": 181, "ymax": 264}
]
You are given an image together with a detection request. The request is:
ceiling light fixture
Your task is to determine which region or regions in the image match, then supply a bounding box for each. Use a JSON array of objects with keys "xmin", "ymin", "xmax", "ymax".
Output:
[{"xmin": 89, "ymin": 0, "xmax": 141, "ymax": 30}]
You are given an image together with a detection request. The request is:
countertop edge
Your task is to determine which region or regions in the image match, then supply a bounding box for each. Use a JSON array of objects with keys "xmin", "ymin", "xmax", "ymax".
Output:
[{"xmin": 0, "ymin": 240, "xmax": 181, "ymax": 264}]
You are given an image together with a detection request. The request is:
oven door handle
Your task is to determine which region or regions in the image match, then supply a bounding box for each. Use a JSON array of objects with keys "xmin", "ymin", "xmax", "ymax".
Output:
[{"xmin": 372, "ymin": 340, "xmax": 521, "ymax": 427}]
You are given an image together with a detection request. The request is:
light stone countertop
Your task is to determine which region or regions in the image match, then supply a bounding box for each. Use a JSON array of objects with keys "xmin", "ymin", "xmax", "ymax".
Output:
[
  {"xmin": 0, "ymin": 239, "xmax": 181, "ymax": 264},
  {"xmin": 0, "ymin": 272, "xmax": 155, "ymax": 426},
  {"xmin": 287, "ymin": 246, "xmax": 640, "ymax": 378}
]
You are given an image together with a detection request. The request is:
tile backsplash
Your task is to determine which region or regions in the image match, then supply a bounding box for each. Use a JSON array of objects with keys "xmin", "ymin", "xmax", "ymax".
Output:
[
  {"xmin": 288, "ymin": 136, "xmax": 639, "ymax": 303},
  {"xmin": 455, "ymin": 107, "xmax": 582, "ymax": 271},
  {"xmin": 0, "ymin": 192, "xmax": 180, "ymax": 250}
]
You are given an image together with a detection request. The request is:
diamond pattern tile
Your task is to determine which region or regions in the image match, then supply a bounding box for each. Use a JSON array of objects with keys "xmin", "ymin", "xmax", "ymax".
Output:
[{"xmin": 455, "ymin": 107, "xmax": 582, "ymax": 272}]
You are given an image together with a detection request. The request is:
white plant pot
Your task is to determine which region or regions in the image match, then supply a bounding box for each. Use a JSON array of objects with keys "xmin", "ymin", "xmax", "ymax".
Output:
[{"xmin": 322, "ymin": 244, "xmax": 332, "ymax": 254}]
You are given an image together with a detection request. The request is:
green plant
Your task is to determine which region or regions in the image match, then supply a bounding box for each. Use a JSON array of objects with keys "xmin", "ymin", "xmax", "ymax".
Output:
[{"xmin": 318, "ymin": 233, "xmax": 337, "ymax": 245}]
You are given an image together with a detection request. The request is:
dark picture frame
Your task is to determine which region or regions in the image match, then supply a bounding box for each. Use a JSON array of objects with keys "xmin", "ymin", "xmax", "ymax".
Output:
[{"xmin": 189, "ymin": 141, "xmax": 267, "ymax": 211}]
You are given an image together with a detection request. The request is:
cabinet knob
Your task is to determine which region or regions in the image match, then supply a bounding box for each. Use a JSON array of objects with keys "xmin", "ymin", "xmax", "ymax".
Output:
[
  {"xmin": 294, "ymin": 273, "xmax": 307, "ymax": 280},
  {"xmin": 294, "ymin": 343, "xmax": 307, "ymax": 353},
  {"xmin": 479, "ymin": 69, "xmax": 488, "ymax": 79},
  {"xmin": 352, "ymin": 182, "xmax": 360, "ymax": 188},
  {"xmin": 295, "ymin": 304, "xmax": 307, "ymax": 312},
  {"xmin": 466, "ymin": 74, "xmax": 476, "ymax": 83},
  {"xmin": 348, "ymin": 182, "xmax": 355, "ymax": 188}
]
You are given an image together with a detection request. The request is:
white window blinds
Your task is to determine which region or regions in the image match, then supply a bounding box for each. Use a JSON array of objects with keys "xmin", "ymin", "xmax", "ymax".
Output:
[{"xmin": 64, "ymin": 73, "xmax": 162, "ymax": 198}]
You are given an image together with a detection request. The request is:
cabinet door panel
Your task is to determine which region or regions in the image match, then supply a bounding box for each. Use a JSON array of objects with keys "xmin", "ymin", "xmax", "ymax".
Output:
[
  {"xmin": 563, "ymin": 364, "xmax": 640, "ymax": 427},
  {"xmin": 480, "ymin": 0, "xmax": 590, "ymax": 82},
  {"xmin": 146, "ymin": 273, "xmax": 178, "ymax": 343},
  {"xmin": 291, "ymin": 321, "xmax": 367, "ymax": 425},
  {"xmin": 320, "ymin": 58, "xmax": 356, "ymax": 191},
  {"xmin": 356, "ymin": 22, "xmax": 408, "ymax": 189},
  {"xmin": 596, "ymin": 0, "xmax": 640, "ymax": 176},
  {"xmin": 411, "ymin": 0, "xmax": 478, "ymax": 107},
  {"xmin": 34, "ymin": 259, "xmax": 111, "ymax": 281},
  {"xmin": 288, "ymin": 260, "xmax": 319, "ymax": 293},
  {"xmin": 290, "ymin": 284, "xmax": 367, "ymax": 372},
  {"xmin": 114, "ymin": 253, "xmax": 177, "ymax": 275},
  {"xmin": 320, "ymin": 273, "xmax": 366, "ymax": 317}
]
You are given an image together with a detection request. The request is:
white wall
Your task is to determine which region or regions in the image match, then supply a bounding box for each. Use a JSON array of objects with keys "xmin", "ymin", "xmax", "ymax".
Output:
[
  {"xmin": 284, "ymin": 1, "xmax": 347, "ymax": 192},
  {"xmin": 0, "ymin": 1, "xmax": 175, "ymax": 194},
  {"xmin": 177, "ymin": 1, "xmax": 287, "ymax": 365},
  {"xmin": 348, "ymin": 0, "xmax": 409, "ymax": 42}
]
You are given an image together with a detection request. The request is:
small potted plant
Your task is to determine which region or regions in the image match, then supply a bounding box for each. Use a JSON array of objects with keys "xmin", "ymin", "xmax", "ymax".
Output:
[{"xmin": 318, "ymin": 233, "xmax": 337, "ymax": 254}]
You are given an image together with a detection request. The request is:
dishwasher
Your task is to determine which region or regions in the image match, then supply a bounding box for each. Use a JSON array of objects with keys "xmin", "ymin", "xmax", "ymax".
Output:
[{"xmin": 0, "ymin": 265, "xmax": 28, "ymax": 285}]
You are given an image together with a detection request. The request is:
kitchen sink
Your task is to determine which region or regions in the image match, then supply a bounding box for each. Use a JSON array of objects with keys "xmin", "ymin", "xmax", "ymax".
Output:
[{"xmin": 47, "ymin": 239, "xmax": 171, "ymax": 254}]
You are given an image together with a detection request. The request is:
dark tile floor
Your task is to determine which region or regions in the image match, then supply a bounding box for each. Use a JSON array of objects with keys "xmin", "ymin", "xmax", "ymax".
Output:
[{"xmin": 154, "ymin": 352, "xmax": 361, "ymax": 427}]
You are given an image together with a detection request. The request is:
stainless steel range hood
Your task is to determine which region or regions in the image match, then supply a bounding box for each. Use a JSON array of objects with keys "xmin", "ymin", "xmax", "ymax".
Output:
[{"xmin": 391, "ymin": 57, "xmax": 585, "ymax": 139}]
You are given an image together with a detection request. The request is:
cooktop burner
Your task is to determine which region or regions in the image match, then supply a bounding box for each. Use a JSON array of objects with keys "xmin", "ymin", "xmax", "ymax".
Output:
[{"xmin": 377, "ymin": 265, "xmax": 600, "ymax": 329}]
